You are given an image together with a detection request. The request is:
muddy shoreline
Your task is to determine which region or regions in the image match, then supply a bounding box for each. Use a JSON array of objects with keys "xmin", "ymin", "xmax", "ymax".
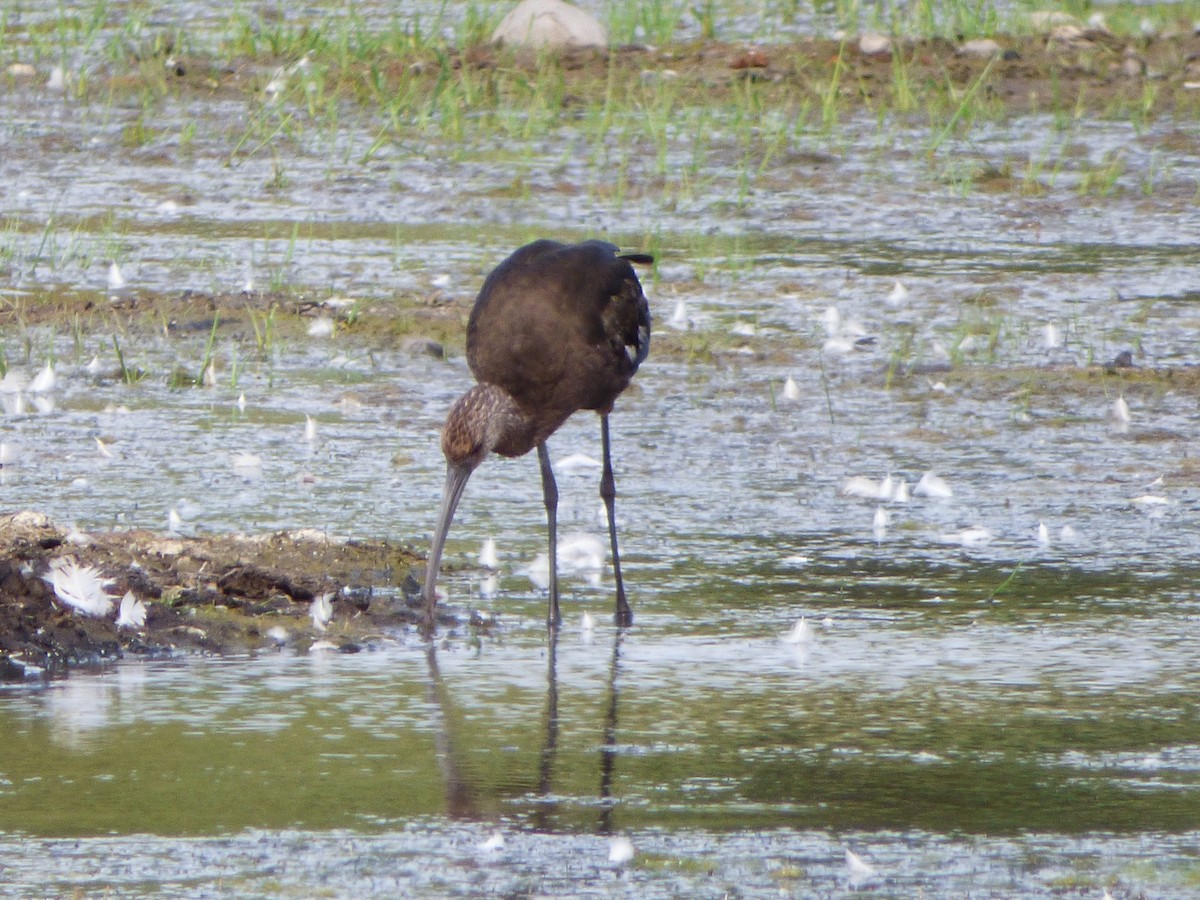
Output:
[{"xmin": 0, "ymin": 510, "xmax": 491, "ymax": 680}]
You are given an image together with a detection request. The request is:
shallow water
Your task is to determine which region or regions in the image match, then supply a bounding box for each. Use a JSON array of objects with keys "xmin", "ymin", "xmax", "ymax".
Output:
[{"xmin": 4, "ymin": 2, "xmax": 1200, "ymax": 896}]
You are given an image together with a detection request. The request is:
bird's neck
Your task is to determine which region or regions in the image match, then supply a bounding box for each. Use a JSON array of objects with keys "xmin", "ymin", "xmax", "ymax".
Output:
[{"xmin": 442, "ymin": 383, "xmax": 540, "ymax": 466}]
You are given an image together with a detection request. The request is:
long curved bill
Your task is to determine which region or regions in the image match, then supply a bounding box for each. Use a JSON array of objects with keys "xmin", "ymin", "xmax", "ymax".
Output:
[{"xmin": 422, "ymin": 463, "xmax": 474, "ymax": 628}]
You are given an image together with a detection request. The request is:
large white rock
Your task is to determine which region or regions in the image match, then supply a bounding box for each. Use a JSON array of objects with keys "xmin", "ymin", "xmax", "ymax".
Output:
[{"xmin": 491, "ymin": 0, "xmax": 607, "ymax": 50}]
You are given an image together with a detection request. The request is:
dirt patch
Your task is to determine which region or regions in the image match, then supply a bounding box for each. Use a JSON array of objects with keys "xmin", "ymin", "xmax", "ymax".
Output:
[{"xmin": 0, "ymin": 511, "xmax": 487, "ymax": 681}]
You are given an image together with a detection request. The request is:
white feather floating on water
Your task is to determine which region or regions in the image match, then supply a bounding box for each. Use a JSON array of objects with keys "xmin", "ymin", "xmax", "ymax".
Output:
[
  {"xmin": 116, "ymin": 591, "xmax": 147, "ymax": 629},
  {"xmin": 821, "ymin": 306, "xmax": 841, "ymax": 336},
  {"xmin": 914, "ymin": 471, "xmax": 953, "ymax": 499},
  {"xmin": 1042, "ymin": 322, "xmax": 1062, "ymax": 349},
  {"xmin": 1130, "ymin": 494, "xmax": 1170, "ymax": 511},
  {"xmin": 0, "ymin": 370, "xmax": 27, "ymax": 393},
  {"xmin": 608, "ymin": 836, "xmax": 635, "ymax": 864},
  {"xmin": 479, "ymin": 538, "xmax": 499, "ymax": 569},
  {"xmin": 557, "ymin": 452, "xmax": 601, "ymax": 473},
  {"xmin": 525, "ymin": 555, "xmax": 550, "ymax": 591},
  {"xmin": 782, "ymin": 617, "xmax": 813, "ymax": 645},
  {"xmin": 525, "ymin": 534, "xmax": 605, "ymax": 591},
  {"xmin": 106, "ymin": 262, "xmax": 126, "ymax": 291},
  {"xmin": 822, "ymin": 336, "xmax": 854, "ymax": 356},
  {"xmin": 231, "ymin": 452, "xmax": 262, "ymax": 474},
  {"xmin": 43, "ymin": 557, "xmax": 116, "ymax": 617},
  {"xmin": 940, "ymin": 525, "xmax": 992, "ymax": 547},
  {"xmin": 781, "ymin": 377, "xmax": 801, "ymax": 402},
  {"xmin": 303, "ymin": 415, "xmax": 317, "ymax": 442},
  {"xmin": 843, "ymin": 474, "xmax": 907, "ymax": 502},
  {"xmin": 1112, "ymin": 395, "xmax": 1131, "ymax": 429},
  {"xmin": 478, "ymin": 831, "xmax": 505, "ymax": 851},
  {"xmin": 559, "ymin": 534, "xmax": 604, "ymax": 572},
  {"xmin": 845, "ymin": 848, "xmax": 876, "ymax": 886},
  {"xmin": 47, "ymin": 66, "xmax": 67, "ymax": 92},
  {"xmin": 1037, "ymin": 522, "xmax": 1051, "ymax": 548},
  {"xmin": 842, "ymin": 476, "xmax": 884, "ymax": 500},
  {"xmin": 308, "ymin": 316, "xmax": 335, "ymax": 338},
  {"xmin": 886, "ymin": 280, "xmax": 909, "ymax": 306},
  {"xmin": 668, "ymin": 298, "xmax": 689, "ymax": 330},
  {"xmin": 28, "ymin": 362, "xmax": 56, "ymax": 393}
]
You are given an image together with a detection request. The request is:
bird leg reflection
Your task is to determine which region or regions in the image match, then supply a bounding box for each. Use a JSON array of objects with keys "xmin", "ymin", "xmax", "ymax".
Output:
[
  {"xmin": 598, "ymin": 627, "xmax": 625, "ymax": 835},
  {"xmin": 600, "ymin": 415, "xmax": 633, "ymax": 628},
  {"xmin": 423, "ymin": 644, "xmax": 478, "ymax": 819},
  {"xmin": 533, "ymin": 629, "xmax": 560, "ymax": 831},
  {"xmin": 537, "ymin": 442, "xmax": 562, "ymax": 629}
]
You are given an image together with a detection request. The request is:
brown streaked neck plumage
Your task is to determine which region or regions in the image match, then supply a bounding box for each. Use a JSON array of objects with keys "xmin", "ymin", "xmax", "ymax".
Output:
[{"xmin": 422, "ymin": 382, "xmax": 536, "ymax": 622}]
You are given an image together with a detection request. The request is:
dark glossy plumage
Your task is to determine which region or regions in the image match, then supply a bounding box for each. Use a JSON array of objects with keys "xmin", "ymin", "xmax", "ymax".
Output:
[{"xmin": 422, "ymin": 239, "xmax": 652, "ymax": 634}]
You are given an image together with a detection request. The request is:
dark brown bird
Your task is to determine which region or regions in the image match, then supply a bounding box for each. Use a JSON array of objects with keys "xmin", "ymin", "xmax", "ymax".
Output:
[{"xmin": 422, "ymin": 239, "xmax": 653, "ymax": 632}]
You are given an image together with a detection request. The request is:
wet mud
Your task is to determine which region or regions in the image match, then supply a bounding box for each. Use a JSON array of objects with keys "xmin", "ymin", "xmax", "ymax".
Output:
[{"xmin": 0, "ymin": 509, "xmax": 487, "ymax": 680}]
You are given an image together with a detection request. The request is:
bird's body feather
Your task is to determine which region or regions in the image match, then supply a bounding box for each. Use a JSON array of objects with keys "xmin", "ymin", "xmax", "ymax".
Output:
[
  {"xmin": 424, "ymin": 239, "xmax": 652, "ymax": 632},
  {"xmin": 466, "ymin": 240, "xmax": 650, "ymax": 453}
]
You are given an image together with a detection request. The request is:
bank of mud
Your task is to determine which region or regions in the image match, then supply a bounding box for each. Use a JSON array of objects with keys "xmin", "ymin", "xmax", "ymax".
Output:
[{"xmin": 0, "ymin": 510, "xmax": 493, "ymax": 681}]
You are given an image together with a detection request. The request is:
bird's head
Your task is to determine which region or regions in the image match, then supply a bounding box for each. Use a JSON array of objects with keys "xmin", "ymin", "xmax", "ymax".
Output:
[{"xmin": 423, "ymin": 383, "xmax": 524, "ymax": 627}]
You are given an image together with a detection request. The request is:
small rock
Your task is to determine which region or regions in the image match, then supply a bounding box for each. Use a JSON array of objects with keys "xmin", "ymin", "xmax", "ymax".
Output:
[
  {"xmin": 1119, "ymin": 55, "xmax": 1145, "ymax": 78},
  {"xmin": 1108, "ymin": 350, "xmax": 1135, "ymax": 369},
  {"xmin": 1030, "ymin": 11, "xmax": 1079, "ymax": 31},
  {"xmin": 857, "ymin": 32, "xmax": 891, "ymax": 57},
  {"xmin": 401, "ymin": 336, "xmax": 445, "ymax": 358},
  {"xmin": 491, "ymin": 0, "xmax": 606, "ymax": 50},
  {"xmin": 1049, "ymin": 24, "xmax": 1088, "ymax": 45},
  {"xmin": 958, "ymin": 38, "xmax": 1002, "ymax": 58}
]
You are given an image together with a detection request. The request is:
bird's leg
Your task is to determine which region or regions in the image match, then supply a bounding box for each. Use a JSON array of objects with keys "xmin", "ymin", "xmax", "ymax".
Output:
[
  {"xmin": 600, "ymin": 415, "xmax": 633, "ymax": 627},
  {"xmin": 537, "ymin": 442, "xmax": 562, "ymax": 629}
]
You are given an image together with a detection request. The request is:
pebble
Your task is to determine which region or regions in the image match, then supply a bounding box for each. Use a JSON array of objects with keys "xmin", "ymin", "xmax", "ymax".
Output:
[
  {"xmin": 958, "ymin": 38, "xmax": 1002, "ymax": 58},
  {"xmin": 858, "ymin": 33, "xmax": 891, "ymax": 57}
]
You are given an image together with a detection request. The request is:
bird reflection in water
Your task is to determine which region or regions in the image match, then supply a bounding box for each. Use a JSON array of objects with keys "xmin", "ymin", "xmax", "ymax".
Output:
[{"xmin": 421, "ymin": 629, "xmax": 626, "ymax": 838}]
